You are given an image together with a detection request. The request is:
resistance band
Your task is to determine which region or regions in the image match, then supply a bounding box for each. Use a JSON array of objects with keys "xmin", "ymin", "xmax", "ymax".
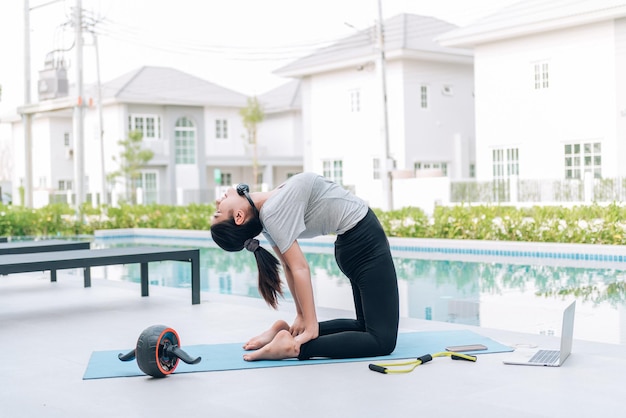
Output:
[{"xmin": 368, "ymin": 351, "xmax": 477, "ymax": 374}]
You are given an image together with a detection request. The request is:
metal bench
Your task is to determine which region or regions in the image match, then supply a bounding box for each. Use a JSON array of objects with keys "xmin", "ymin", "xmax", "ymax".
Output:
[
  {"xmin": 0, "ymin": 239, "xmax": 90, "ymax": 255},
  {"xmin": 0, "ymin": 246, "xmax": 201, "ymax": 304}
]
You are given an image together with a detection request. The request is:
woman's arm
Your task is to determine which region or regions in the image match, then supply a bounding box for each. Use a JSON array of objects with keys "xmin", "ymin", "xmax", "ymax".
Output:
[
  {"xmin": 274, "ymin": 241, "xmax": 318, "ymax": 344},
  {"xmin": 272, "ymin": 245, "xmax": 302, "ymax": 318}
]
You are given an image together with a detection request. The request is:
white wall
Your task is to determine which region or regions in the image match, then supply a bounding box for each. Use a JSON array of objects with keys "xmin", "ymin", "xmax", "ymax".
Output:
[
  {"xmin": 31, "ymin": 118, "xmax": 53, "ymax": 190},
  {"xmin": 474, "ymin": 20, "xmax": 619, "ymax": 180},
  {"xmin": 308, "ymin": 67, "xmax": 379, "ymax": 180},
  {"xmin": 615, "ymin": 17, "xmax": 626, "ymax": 170},
  {"xmin": 399, "ymin": 59, "xmax": 475, "ymax": 179},
  {"xmin": 47, "ymin": 116, "xmax": 74, "ymax": 190},
  {"xmin": 304, "ymin": 55, "xmax": 474, "ymax": 210},
  {"xmin": 259, "ymin": 111, "xmax": 302, "ymax": 157},
  {"xmin": 204, "ymin": 106, "xmax": 247, "ymax": 157},
  {"xmin": 392, "ymin": 176, "xmax": 451, "ymax": 215}
]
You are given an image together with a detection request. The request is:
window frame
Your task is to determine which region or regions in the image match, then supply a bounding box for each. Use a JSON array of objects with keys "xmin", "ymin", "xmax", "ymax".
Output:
[
  {"xmin": 349, "ymin": 89, "xmax": 361, "ymax": 113},
  {"xmin": 58, "ymin": 179, "xmax": 73, "ymax": 191},
  {"xmin": 219, "ymin": 172, "xmax": 232, "ymax": 186},
  {"xmin": 215, "ymin": 118, "xmax": 229, "ymax": 139},
  {"xmin": 420, "ymin": 85, "xmax": 429, "ymax": 109},
  {"xmin": 414, "ymin": 161, "xmax": 448, "ymax": 176},
  {"xmin": 492, "ymin": 147, "xmax": 519, "ymax": 180},
  {"xmin": 323, "ymin": 160, "xmax": 344, "ymax": 185},
  {"xmin": 373, "ymin": 158, "xmax": 381, "ymax": 180},
  {"xmin": 174, "ymin": 117, "xmax": 197, "ymax": 165},
  {"xmin": 533, "ymin": 61, "xmax": 549, "ymax": 90},
  {"xmin": 137, "ymin": 170, "xmax": 159, "ymax": 204},
  {"xmin": 564, "ymin": 141, "xmax": 601, "ymax": 179},
  {"xmin": 128, "ymin": 114, "xmax": 162, "ymax": 140}
]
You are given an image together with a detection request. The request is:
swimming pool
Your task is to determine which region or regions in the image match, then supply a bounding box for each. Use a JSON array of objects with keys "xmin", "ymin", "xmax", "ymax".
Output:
[{"xmin": 94, "ymin": 230, "xmax": 626, "ymax": 346}]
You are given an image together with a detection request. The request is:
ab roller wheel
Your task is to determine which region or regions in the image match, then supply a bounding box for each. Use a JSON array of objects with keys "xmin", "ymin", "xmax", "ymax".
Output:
[{"xmin": 118, "ymin": 325, "xmax": 201, "ymax": 378}]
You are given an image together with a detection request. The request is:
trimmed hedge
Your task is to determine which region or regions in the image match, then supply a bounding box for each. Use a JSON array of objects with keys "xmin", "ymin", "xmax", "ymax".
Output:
[
  {"xmin": 2, "ymin": 202, "xmax": 626, "ymax": 245},
  {"xmin": 374, "ymin": 203, "xmax": 626, "ymax": 245}
]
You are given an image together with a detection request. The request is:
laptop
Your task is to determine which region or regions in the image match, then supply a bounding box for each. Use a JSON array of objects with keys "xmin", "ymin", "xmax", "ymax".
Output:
[{"xmin": 503, "ymin": 300, "xmax": 576, "ymax": 367}]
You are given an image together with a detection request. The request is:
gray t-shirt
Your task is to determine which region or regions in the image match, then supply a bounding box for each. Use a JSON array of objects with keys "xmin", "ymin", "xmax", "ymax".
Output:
[{"xmin": 261, "ymin": 173, "xmax": 368, "ymax": 253}]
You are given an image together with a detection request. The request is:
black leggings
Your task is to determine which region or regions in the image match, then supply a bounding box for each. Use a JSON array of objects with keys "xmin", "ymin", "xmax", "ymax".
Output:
[{"xmin": 298, "ymin": 208, "xmax": 399, "ymax": 360}]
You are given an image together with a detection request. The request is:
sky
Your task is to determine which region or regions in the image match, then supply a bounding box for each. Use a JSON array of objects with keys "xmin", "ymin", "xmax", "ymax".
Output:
[{"xmin": 0, "ymin": 0, "xmax": 521, "ymax": 116}]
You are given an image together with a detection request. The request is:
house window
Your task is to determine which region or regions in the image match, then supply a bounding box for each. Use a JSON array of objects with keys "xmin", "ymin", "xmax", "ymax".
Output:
[
  {"xmin": 420, "ymin": 85, "xmax": 428, "ymax": 109},
  {"xmin": 58, "ymin": 180, "xmax": 73, "ymax": 190},
  {"xmin": 415, "ymin": 162, "xmax": 448, "ymax": 176},
  {"xmin": 137, "ymin": 171, "xmax": 158, "ymax": 204},
  {"xmin": 128, "ymin": 114, "xmax": 161, "ymax": 139},
  {"xmin": 469, "ymin": 163, "xmax": 476, "ymax": 178},
  {"xmin": 564, "ymin": 142, "xmax": 601, "ymax": 179},
  {"xmin": 216, "ymin": 119, "xmax": 228, "ymax": 139},
  {"xmin": 534, "ymin": 62, "xmax": 549, "ymax": 90},
  {"xmin": 349, "ymin": 90, "xmax": 361, "ymax": 112},
  {"xmin": 492, "ymin": 148, "xmax": 519, "ymax": 179},
  {"xmin": 373, "ymin": 158, "xmax": 381, "ymax": 179},
  {"xmin": 219, "ymin": 172, "xmax": 232, "ymax": 186},
  {"xmin": 492, "ymin": 147, "xmax": 519, "ymax": 201},
  {"xmin": 175, "ymin": 117, "xmax": 196, "ymax": 164},
  {"xmin": 323, "ymin": 160, "xmax": 343, "ymax": 184},
  {"xmin": 64, "ymin": 132, "xmax": 70, "ymax": 146}
]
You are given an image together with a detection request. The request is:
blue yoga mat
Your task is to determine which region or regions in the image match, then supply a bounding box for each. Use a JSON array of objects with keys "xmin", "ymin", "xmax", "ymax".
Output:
[{"xmin": 83, "ymin": 329, "xmax": 512, "ymax": 379}]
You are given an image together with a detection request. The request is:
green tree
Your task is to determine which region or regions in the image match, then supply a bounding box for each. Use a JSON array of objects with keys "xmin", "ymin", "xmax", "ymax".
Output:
[
  {"xmin": 107, "ymin": 130, "xmax": 154, "ymax": 203},
  {"xmin": 239, "ymin": 96, "xmax": 265, "ymax": 190}
]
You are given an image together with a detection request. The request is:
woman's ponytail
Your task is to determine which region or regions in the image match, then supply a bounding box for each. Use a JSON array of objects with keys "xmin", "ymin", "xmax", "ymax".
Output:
[
  {"xmin": 245, "ymin": 238, "xmax": 283, "ymax": 308},
  {"xmin": 211, "ymin": 218, "xmax": 283, "ymax": 308}
]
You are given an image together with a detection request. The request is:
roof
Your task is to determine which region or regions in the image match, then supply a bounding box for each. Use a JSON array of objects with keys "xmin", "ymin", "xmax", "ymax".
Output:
[
  {"xmin": 438, "ymin": 0, "xmax": 626, "ymax": 48},
  {"xmin": 275, "ymin": 14, "xmax": 471, "ymax": 77},
  {"xmin": 95, "ymin": 66, "xmax": 248, "ymax": 107},
  {"xmin": 258, "ymin": 80, "xmax": 301, "ymax": 113}
]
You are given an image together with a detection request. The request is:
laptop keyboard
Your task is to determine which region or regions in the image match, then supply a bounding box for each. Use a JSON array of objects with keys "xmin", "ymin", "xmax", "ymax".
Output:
[{"xmin": 529, "ymin": 349, "xmax": 560, "ymax": 364}]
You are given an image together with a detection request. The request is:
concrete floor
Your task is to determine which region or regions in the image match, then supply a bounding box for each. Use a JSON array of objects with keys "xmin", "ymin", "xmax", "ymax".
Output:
[{"xmin": 2, "ymin": 270, "xmax": 625, "ymax": 418}]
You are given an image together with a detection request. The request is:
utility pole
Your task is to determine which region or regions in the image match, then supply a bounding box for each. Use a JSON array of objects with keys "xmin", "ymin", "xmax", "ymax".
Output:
[
  {"xmin": 73, "ymin": 0, "xmax": 85, "ymax": 209},
  {"xmin": 375, "ymin": 0, "xmax": 393, "ymax": 211},
  {"xmin": 93, "ymin": 33, "xmax": 107, "ymax": 205},
  {"xmin": 22, "ymin": 0, "xmax": 33, "ymax": 207}
]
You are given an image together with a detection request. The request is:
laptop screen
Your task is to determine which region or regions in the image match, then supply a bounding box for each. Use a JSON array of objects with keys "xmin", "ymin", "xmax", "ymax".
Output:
[{"xmin": 559, "ymin": 301, "xmax": 576, "ymax": 362}]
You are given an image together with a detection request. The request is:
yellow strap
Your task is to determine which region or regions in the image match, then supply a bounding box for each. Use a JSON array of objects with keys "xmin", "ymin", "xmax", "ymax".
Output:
[{"xmin": 369, "ymin": 351, "xmax": 477, "ymax": 374}]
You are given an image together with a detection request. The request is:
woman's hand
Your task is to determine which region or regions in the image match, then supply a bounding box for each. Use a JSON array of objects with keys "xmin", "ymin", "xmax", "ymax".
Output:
[
  {"xmin": 293, "ymin": 326, "xmax": 319, "ymax": 346},
  {"xmin": 290, "ymin": 315, "xmax": 319, "ymax": 345},
  {"xmin": 290, "ymin": 314, "xmax": 306, "ymax": 337},
  {"xmin": 294, "ymin": 330, "xmax": 319, "ymax": 345}
]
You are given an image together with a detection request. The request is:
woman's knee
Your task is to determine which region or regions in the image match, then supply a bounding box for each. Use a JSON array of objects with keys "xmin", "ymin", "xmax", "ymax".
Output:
[{"xmin": 377, "ymin": 332, "xmax": 398, "ymax": 355}]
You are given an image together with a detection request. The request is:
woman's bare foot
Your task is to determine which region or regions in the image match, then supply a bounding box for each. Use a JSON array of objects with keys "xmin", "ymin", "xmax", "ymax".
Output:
[
  {"xmin": 243, "ymin": 330, "xmax": 300, "ymax": 361},
  {"xmin": 243, "ymin": 320, "xmax": 290, "ymax": 351}
]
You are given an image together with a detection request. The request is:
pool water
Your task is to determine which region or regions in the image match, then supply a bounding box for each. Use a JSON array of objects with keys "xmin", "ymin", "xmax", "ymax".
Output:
[{"xmin": 95, "ymin": 240, "xmax": 626, "ymax": 346}]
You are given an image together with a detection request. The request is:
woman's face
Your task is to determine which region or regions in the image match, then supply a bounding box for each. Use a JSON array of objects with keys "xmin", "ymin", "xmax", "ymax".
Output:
[{"xmin": 212, "ymin": 187, "xmax": 242, "ymax": 225}]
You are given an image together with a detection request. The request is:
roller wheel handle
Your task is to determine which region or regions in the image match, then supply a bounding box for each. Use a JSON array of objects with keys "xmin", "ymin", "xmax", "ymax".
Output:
[
  {"xmin": 167, "ymin": 345, "xmax": 201, "ymax": 365},
  {"xmin": 118, "ymin": 349, "xmax": 136, "ymax": 362}
]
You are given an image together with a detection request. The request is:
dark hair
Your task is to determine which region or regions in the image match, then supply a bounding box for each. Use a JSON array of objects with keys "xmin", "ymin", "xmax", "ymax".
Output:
[{"xmin": 210, "ymin": 215, "xmax": 283, "ymax": 308}]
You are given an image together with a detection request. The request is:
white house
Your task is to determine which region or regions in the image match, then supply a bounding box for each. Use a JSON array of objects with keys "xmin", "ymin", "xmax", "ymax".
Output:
[
  {"xmin": 5, "ymin": 13, "xmax": 477, "ymax": 212},
  {"xmin": 437, "ymin": 0, "xmax": 626, "ymax": 189},
  {"xmin": 275, "ymin": 13, "xmax": 476, "ymax": 210},
  {"xmin": 9, "ymin": 5, "xmax": 626, "ymax": 210},
  {"xmin": 213, "ymin": 78, "xmax": 303, "ymax": 193},
  {"xmin": 6, "ymin": 66, "xmax": 303, "ymax": 207}
]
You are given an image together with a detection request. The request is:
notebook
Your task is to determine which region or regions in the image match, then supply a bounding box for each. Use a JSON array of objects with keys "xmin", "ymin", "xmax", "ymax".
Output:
[{"xmin": 503, "ymin": 300, "xmax": 576, "ymax": 367}]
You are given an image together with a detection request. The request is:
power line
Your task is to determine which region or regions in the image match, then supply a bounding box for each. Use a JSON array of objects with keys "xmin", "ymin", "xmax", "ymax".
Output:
[{"xmin": 87, "ymin": 13, "xmax": 368, "ymax": 63}]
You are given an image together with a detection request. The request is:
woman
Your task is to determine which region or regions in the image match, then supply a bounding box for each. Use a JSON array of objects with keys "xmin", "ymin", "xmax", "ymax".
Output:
[{"xmin": 210, "ymin": 172, "xmax": 399, "ymax": 361}]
